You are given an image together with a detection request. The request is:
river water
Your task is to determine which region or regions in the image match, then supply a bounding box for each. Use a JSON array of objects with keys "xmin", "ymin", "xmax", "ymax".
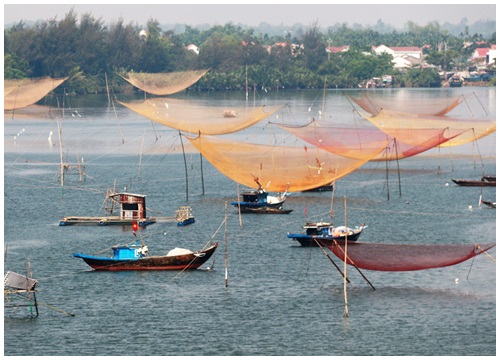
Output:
[{"xmin": 3, "ymin": 87, "xmax": 496, "ymax": 356}]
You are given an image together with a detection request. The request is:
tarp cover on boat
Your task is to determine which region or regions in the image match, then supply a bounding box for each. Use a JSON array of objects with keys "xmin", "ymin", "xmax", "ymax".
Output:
[
  {"xmin": 349, "ymin": 92, "xmax": 463, "ymax": 116},
  {"xmin": 185, "ymin": 133, "xmax": 375, "ymax": 192},
  {"xmin": 4, "ymin": 77, "xmax": 68, "ymax": 111},
  {"xmin": 327, "ymin": 242, "xmax": 495, "ymax": 271},
  {"xmin": 120, "ymin": 69, "xmax": 209, "ymax": 96},
  {"xmin": 118, "ymin": 98, "xmax": 285, "ymax": 135}
]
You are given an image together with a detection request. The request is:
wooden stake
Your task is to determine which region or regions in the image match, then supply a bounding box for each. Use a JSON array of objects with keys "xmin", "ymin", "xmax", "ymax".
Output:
[
  {"xmin": 224, "ymin": 202, "xmax": 229, "ymax": 288},
  {"xmin": 343, "ymin": 195, "xmax": 349, "ymax": 318},
  {"xmin": 179, "ymin": 132, "xmax": 189, "ymax": 202},
  {"xmin": 313, "ymin": 238, "xmax": 350, "ymax": 283}
]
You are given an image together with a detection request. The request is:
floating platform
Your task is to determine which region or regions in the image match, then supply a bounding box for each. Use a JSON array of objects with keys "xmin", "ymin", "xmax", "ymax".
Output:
[{"xmin": 59, "ymin": 216, "xmax": 157, "ymax": 226}]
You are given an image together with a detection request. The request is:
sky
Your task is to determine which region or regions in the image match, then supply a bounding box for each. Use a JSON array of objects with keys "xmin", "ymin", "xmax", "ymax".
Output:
[{"xmin": 3, "ymin": 3, "xmax": 497, "ymax": 29}]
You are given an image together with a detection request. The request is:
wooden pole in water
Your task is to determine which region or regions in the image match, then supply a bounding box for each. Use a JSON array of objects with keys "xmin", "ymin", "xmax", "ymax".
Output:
[
  {"xmin": 200, "ymin": 153, "xmax": 205, "ymax": 195},
  {"xmin": 105, "ymin": 72, "xmax": 111, "ymax": 105},
  {"xmin": 224, "ymin": 201, "xmax": 229, "ymax": 288},
  {"xmin": 394, "ymin": 138, "xmax": 402, "ymax": 197},
  {"xmin": 237, "ymin": 183, "xmax": 242, "ymax": 228},
  {"xmin": 343, "ymin": 195, "xmax": 349, "ymax": 318},
  {"xmin": 313, "ymin": 238, "xmax": 350, "ymax": 283},
  {"xmin": 385, "ymin": 146, "xmax": 390, "ymax": 201},
  {"xmin": 138, "ymin": 128, "xmax": 146, "ymax": 182},
  {"xmin": 179, "ymin": 131, "xmax": 189, "ymax": 202}
]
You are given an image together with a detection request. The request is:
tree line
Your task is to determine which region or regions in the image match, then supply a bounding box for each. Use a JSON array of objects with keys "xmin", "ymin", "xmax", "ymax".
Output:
[{"xmin": 4, "ymin": 9, "xmax": 496, "ymax": 93}]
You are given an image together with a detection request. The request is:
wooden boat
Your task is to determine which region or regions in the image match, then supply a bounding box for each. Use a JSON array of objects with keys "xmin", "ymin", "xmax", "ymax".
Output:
[
  {"xmin": 72, "ymin": 239, "xmax": 218, "ymax": 271},
  {"xmin": 451, "ymin": 177, "xmax": 496, "ymax": 187},
  {"xmin": 243, "ymin": 207, "xmax": 293, "ymax": 214},
  {"xmin": 231, "ymin": 179, "xmax": 288, "ymax": 212},
  {"xmin": 481, "ymin": 200, "xmax": 496, "ymax": 208},
  {"xmin": 448, "ymin": 75, "xmax": 463, "ymax": 87},
  {"xmin": 287, "ymin": 221, "xmax": 366, "ymax": 247}
]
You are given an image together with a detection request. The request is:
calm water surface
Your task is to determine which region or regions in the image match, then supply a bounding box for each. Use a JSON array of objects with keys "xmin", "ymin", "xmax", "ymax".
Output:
[{"xmin": 4, "ymin": 88, "xmax": 496, "ymax": 356}]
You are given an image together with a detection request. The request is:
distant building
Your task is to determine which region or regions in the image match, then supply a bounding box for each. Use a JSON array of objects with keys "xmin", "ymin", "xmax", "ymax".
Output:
[
  {"xmin": 471, "ymin": 45, "xmax": 496, "ymax": 65},
  {"xmin": 186, "ymin": 44, "xmax": 199, "ymax": 55},
  {"xmin": 325, "ymin": 45, "xmax": 350, "ymax": 54},
  {"xmin": 372, "ymin": 45, "xmax": 423, "ymax": 59}
]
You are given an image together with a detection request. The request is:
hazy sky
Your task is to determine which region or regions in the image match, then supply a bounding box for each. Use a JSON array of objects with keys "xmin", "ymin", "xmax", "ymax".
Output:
[{"xmin": 3, "ymin": 3, "xmax": 497, "ymax": 29}]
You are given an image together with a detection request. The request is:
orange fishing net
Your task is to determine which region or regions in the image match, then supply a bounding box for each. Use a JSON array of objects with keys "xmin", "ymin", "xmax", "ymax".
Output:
[
  {"xmin": 276, "ymin": 120, "xmax": 466, "ymax": 161},
  {"xmin": 362, "ymin": 109, "xmax": 496, "ymax": 148},
  {"xmin": 184, "ymin": 133, "xmax": 377, "ymax": 192},
  {"xmin": 4, "ymin": 77, "xmax": 68, "ymax": 111},
  {"xmin": 349, "ymin": 92, "xmax": 463, "ymax": 116},
  {"xmin": 118, "ymin": 98, "xmax": 285, "ymax": 135},
  {"xmin": 120, "ymin": 69, "xmax": 209, "ymax": 96}
]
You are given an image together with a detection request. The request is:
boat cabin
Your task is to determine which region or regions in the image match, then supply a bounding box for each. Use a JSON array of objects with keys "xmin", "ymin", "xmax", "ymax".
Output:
[
  {"xmin": 303, "ymin": 222, "xmax": 332, "ymax": 236},
  {"xmin": 109, "ymin": 192, "xmax": 148, "ymax": 220},
  {"xmin": 240, "ymin": 189, "xmax": 268, "ymax": 204},
  {"xmin": 112, "ymin": 241, "xmax": 148, "ymax": 260}
]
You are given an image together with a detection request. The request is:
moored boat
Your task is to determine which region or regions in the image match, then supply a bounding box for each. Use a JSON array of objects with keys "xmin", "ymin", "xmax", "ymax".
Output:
[
  {"xmin": 287, "ymin": 221, "xmax": 366, "ymax": 246},
  {"xmin": 481, "ymin": 200, "xmax": 496, "ymax": 208},
  {"xmin": 231, "ymin": 179, "xmax": 289, "ymax": 213},
  {"xmin": 451, "ymin": 177, "xmax": 496, "ymax": 187},
  {"xmin": 72, "ymin": 236, "xmax": 218, "ymax": 271}
]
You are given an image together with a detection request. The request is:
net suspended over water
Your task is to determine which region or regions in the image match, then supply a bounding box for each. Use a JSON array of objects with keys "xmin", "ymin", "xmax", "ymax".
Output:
[
  {"xmin": 327, "ymin": 242, "xmax": 495, "ymax": 271},
  {"xmin": 118, "ymin": 98, "xmax": 285, "ymax": 135},
  {"xmin": 185, "ymin": 134, "xmax": 376, "ymax": 192},
  {"xmin": 349, "ymin": 92, "xmax": 464, "ymax": 116},
  {"xmin": 4, "ymin": 77, "xmax": 68, "ymax": 111},
  {"xmin": 275, "ymin": 120, "xmax": 466, "ymax": 161},
  {"xmin": 362, "ymin": 110, "xmax": 496, "ymax": 148},
  {"xmin": 119, "ymin": 69, "xmax": 209, "ymax": 95}
]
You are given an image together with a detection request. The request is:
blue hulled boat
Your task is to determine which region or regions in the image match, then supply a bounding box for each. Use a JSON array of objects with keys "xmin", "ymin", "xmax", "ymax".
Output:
[{"xmin": 287, "ymin": 221, "xmax": 366, "ymax": 247}]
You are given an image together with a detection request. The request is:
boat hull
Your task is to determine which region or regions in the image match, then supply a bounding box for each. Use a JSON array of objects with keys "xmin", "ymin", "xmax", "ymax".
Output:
[
  {"xmin": 288, "ymin": 231, "xmax": 362, "ymax": 246},
  {"xmin": 451, "ymin": 179, "xmax": 496, "ymax": 187},
  {"xmin": 73, "ymin": 243, "xmax": 218, "ymax": 271},
  {"xmin": 230, "ymin": 200, "xmax": 285, "ymax": 212}
]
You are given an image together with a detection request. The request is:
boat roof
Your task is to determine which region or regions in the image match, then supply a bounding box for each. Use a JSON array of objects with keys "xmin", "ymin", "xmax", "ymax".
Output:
[
  {"xmin": 303, "ymin": 221, "xmax": 332, "ymax": 228},
  {"xmin": 109, "ymin": 192, "xmax": 147, "ymax": 198}
]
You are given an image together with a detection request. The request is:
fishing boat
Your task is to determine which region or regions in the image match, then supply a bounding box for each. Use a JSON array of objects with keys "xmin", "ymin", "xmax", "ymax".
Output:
[
  {"xmin": 72, "ymin": 238, "xmax": 218, "ymax": 271},
  {"xmin": 451, "ymin": 177, "xmax": 496, "ymax": 187},
  {"xmin": 481, "ymin": 200, "xmax": 496, "ymax": 208},
  {"xmin": 287, "ymin": 221, "xmax": 366, "ymax": 246},
  {"xmin": 448, "ymin": 75, "xmax": 463, "ymax": 87},
  {"xmin": 231, "ymin": 179, "xmax": 288, "ymax": 213},
  {"xmin": 243, "ymin": 207, "xmax": 293, "ymax": 214}
]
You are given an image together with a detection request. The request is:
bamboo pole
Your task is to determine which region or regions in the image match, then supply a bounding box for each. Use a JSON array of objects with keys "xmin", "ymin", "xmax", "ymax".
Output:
[
  {"xmin": 179, "ymin": 132, "xmax": 189, "ymax": 202},
  {"xmin": 224, "ymin": 201, "xmax": 229, "ymax": 288},
  {"xmin": 313, "ymin": 238, "xmax": 350, "ymax": 283},
  {"xmin": 343, "ymin": 195, "xmax": 349, "ymax": 318}
]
